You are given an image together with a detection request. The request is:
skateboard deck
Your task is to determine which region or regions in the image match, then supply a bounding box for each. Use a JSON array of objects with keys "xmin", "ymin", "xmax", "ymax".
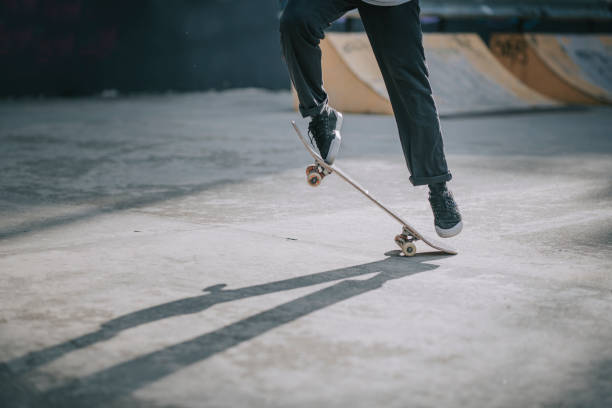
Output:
[{"xmin": 292, "ymin": 121, "xmax": 457, "ymax": 256}]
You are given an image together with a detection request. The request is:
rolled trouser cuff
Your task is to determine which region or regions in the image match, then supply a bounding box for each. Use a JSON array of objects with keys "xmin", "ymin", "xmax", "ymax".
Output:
[
  {"xmin": 409, "ymin": 172, "xmax": 452, "ymax": 186},
  {"xmin": 299, "ymin": 98, "xmax": 328, "ymax": 118}
]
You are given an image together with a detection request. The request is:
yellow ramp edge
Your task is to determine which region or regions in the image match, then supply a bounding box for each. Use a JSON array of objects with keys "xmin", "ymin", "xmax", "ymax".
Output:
[
  {"xmin": 293, "ymin": 32, "xmax": 556, "ymax": 116},
  {"xmin": 292, "ymin": 33, "xmax": 393, "ymax": 115},
  {"xmin": 490, "ymin": 34, "xmax": 612, "ymax": 104}
]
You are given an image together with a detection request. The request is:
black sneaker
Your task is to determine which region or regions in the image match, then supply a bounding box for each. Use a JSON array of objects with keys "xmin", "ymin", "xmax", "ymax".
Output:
[
  {"xmin": 308, "ymin": 105, "xmax": 343, "ymax": 164},
  {"xmin": 429, "ymin": 186, "xmax": 463, "ymax": 238}
]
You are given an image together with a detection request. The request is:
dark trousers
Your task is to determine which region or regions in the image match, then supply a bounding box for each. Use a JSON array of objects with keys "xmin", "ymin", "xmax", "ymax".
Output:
[{"xmin": 280, "ymin": 0, "xmax": 451, "ymax": 186}]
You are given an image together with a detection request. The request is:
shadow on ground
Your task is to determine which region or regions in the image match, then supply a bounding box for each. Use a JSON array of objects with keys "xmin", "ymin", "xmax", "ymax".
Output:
[
  {"xmin": 543, "ymin": 359, "xmax": 612, "ymax": 408},
  {"xmin": 0, "ymin": 178, "xmax": 237, "ymax": 241},
  {"xmin": 1, "ymin": 254, "xmax": 442, "ymax": 408}
]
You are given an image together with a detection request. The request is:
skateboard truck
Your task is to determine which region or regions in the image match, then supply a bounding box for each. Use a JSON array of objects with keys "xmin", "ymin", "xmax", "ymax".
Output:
[
  {"xmin": 306, "ymin": 163, "xmax": 331, "ymax": 187},
  {"xmin": 394, "ymin": 227, "xmax": 417, "ymax": 257}
]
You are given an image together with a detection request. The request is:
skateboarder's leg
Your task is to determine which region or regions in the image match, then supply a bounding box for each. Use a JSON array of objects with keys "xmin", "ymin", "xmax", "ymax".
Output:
[
  {"xmin": 359, "ymin": 1, "xmax": 461, "ymax": 237},
  {"xmin": 358, "ymin": 0, "xmax": 451, "ymax": 186},
  {"xmin": 279, "ymin": 0, "xmax": 359, "ymax": 118}
]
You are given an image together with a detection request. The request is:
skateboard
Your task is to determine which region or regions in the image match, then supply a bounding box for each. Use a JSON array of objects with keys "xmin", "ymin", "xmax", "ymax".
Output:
[{"xmin": 292, "ymin": 121, "xmax": 457, "ymax": 257}]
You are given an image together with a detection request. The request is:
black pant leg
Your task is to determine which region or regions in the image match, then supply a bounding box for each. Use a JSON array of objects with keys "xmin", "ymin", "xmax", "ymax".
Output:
[
  {"xmin": 358, "ymin": 0, "xmax": 452, "ymax": 186},
  {"xmin": 280, "ymin": 0, "xmax": 359, "ymax": 117}
]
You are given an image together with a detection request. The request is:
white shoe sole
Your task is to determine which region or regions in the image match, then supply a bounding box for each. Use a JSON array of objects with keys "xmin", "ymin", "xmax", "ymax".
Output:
[
  {"xmin": 435, "ymin": 220, "xmax": 463, "ymax": 238},
  {"xmin": 325, "ymin": 132, "xmax": 341, "ymax": 164},
  {"xmin": 324, "ymin": 113, "xmax": 343, "ymax": 165}
]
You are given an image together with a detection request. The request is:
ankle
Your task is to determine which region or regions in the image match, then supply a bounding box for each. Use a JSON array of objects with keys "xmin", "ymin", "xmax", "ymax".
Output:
[{"xmin": 428, "ymin": 182, "xmax": 447, "ymax": 194}]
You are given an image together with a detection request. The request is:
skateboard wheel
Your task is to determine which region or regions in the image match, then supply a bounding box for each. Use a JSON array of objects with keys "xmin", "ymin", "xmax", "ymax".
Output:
[
  {"xmin": 401, "ymin": 242, "xmax": 416, "ymax": 257},
  {"xmin": 306, "ymin": 165, "xmax": 317, "ymax": 176},
  {"xmin": 394, "ymin": 235, "xmax": 405, "ymax": 245},
  {"xmin": 307, "ymin": 171, "xmax": 322, "ymax": 187}
]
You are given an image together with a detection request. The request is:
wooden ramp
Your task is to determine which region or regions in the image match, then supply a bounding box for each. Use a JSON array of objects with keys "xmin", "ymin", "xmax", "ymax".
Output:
[
  {"xmin": 490, "ymin": 34, "xmax": 612, "ymax": 105},
  {"xmin": 292, "ymin": 32, "xmax": 556, "ymax": 116}
]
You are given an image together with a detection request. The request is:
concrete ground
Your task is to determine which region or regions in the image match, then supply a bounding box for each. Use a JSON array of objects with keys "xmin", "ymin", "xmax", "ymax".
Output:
[{"xmin": 0, "ymin": 90, "xmax": 611, "ymax": 408}]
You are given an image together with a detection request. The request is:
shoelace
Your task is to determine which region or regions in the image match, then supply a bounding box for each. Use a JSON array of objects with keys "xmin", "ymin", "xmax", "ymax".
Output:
[{"xmin": 430, "ymin": 193, "xmax": 460, "ymax": 217}]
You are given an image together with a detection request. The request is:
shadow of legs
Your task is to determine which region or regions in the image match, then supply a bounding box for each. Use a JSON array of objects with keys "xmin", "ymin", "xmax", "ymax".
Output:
[
  {"xmin": 41, "ymin": 256, "xmax": 438, "ymax": 407},
  {"xmin": 3, "ymin": 255, "xmax": 442, "ymax": 407},
  {"xmin": 6, "ymin": 254, "xmax": 441, "ymax": 376}
]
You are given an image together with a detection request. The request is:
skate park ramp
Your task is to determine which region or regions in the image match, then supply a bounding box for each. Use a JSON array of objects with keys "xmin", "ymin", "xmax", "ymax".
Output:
[
  {"xmin": 292, "ymin": 32, "xmax": 556, "ymax": 116},
  {"xmin": 490, "ymin": 34, "xmax": 612, "ymax": 104}
]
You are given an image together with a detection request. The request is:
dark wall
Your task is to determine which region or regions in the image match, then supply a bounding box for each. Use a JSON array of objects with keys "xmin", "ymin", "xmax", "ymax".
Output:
[{"xmin": 0, "ymin": 0, "xmax": 289, "ymax": 97}]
